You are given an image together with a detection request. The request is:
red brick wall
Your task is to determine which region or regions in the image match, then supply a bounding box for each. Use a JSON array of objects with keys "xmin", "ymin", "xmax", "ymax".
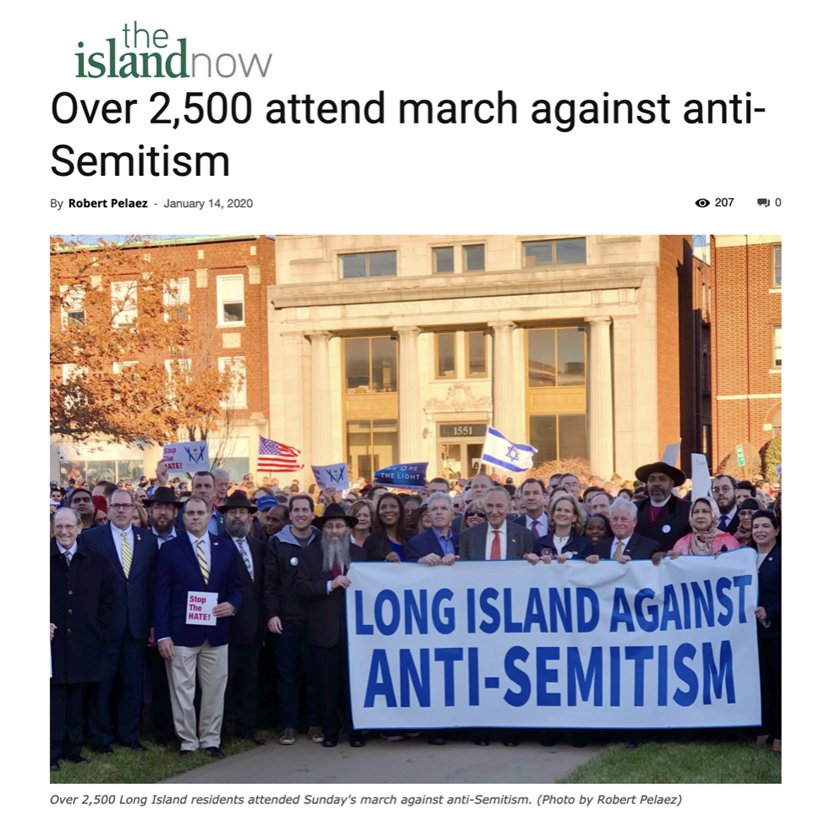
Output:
[
  {"xmin": 710, "ymin": 237, "xmax": 782, "ymax": 473},
  {"xmin": 52, "ymin": 236, "xmax": 275, "ymax": 422},
  {"xmin": 656, "ymin": 236, "xmax": 689, "ymax": 465}
]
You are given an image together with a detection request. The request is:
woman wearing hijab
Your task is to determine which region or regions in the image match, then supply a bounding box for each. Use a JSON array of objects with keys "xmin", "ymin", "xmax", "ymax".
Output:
[{"xmin": 669, "ymin": 496, "xmax": 740, "ymax": 556}]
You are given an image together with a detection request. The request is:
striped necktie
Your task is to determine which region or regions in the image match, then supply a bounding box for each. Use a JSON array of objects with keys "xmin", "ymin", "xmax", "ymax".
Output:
[
  {"xmin": 121, "ymin": 528, "xmax": 132, "ymax": 577},
  {"xmin": 235, "ymin": 538, "xmax": 254, "ymax": 580},
  {"xmin": 196, "ymin": 539, "xmax": 209, "ymax": 584},
  {"xmin": 613, "ymin": 540, "xmax": 625, "ymax": 560}
]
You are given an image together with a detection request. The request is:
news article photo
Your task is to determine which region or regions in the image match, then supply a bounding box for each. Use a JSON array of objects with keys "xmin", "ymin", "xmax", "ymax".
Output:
[{"xmin": 49, "ymin": 233, "xmax": 782, "ymax": 785}]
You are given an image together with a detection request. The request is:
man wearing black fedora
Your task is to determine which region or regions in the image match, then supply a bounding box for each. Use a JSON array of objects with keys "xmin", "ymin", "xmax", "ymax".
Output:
[
  {"xmin": 296, "ymin": 503, "xmax": 367, "ymax": 748},
  {"xmin": 633, "ymin": 461, "xmax": 691, "ymax": 551},
  {"xmin": 143, "ymin": 485, "xmax": 183, "ymax": 743},
  {"xmin": 218, "ymin": 491, "xmax": 266, "ymax": 743}
]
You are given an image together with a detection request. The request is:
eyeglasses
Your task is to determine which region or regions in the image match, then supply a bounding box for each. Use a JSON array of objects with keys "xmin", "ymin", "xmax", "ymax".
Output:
[
  {"xmin": 466, "ymin": 511, "xmax": 486, "ymax": 518},
  {"xmin": 111, "ymin": 503, "xmax": 134, "ymax": 510}
]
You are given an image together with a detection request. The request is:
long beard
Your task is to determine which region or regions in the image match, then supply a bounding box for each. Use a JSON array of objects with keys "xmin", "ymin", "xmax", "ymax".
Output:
[{"xmin": 322, "ymin": 533, "xmax": 350, "ymax": 573}]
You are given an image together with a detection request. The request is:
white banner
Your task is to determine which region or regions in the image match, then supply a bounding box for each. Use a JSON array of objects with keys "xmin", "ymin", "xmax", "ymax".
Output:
[{"xmin": 347, "ymin": 549, "xmax": 760, "ymax": 730}]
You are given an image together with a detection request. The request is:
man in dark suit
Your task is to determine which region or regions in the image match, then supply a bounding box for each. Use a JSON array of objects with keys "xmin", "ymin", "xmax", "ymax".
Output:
[
  {"xmin": 219, "ymin": 491, "xmax": 266, "ymax": 743},
  {"xmin": 296, "ymin": 504, "xmax": 367, "ymax": 748},
  {"xmin": 458, "ymin": 486, "xmax": 531, "ymax": 747},
  {"xmin": 512, "ymin": 478, "xmax": 549, "ymax": 541},
  {"xmin": 583, "ymin": 497, "xmax": 660, "ymax": 561},
  {"xmin": 51, "ymin": 508, "xmax": 115, "ymax": 772},
  {"xmin": 175, "ymin": 471, "xmax": 226, "ymax": 538},
  {"xmin": 633, "ymin": 461, "xmax": 691, "ymax": 550},
  {"xmin": 153, "ymin": 496, "xmax": 243, "ymax": 759},
  {"xmin": 458, "ymin": 486, "xmax": 532, "ymax": 563},
  {"xmin": 404, "ymin": 492, "xmax": 458, "ymax": 564},
  {"xmin": 81, "ymin": 488, "xmax": 157, "ymax": 753},
  {"xmin": 143, "ymin": 486, "xmax": 181, "ymax": 744},
  {"xmin": 712, "ymin": 474, "xmax": 741, "ymax": 535}
]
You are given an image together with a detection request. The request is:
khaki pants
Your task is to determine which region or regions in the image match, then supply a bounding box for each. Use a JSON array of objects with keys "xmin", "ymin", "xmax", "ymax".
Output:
[{"xmin": 165, "ymin": 642, "xmax": 228, "ymax": 751}]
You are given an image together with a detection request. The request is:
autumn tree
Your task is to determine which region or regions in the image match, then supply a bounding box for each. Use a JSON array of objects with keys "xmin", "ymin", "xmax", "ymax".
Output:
[{"xmin": 50, "ymin": 236, "xmax": 236, "ymax": 447}]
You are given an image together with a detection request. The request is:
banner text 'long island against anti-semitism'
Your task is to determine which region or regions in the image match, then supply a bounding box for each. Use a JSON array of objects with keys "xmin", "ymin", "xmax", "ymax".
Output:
[{"xmin": 346, "ymin": 549, "xmax": 760, "ymax": 730}]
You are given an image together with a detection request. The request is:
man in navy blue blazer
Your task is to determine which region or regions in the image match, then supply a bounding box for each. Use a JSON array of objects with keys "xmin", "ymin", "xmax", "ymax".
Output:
[
  {"xmin": 153, "ymin": 496, "xmax": 243, "ymax": 758},
  {"xmin": 81, "ymin": 488, "xmax": 157, "ymax": 752},
  {"xmin": 403, "ymin": 492, "xmax": 459, "ymax": 565}
]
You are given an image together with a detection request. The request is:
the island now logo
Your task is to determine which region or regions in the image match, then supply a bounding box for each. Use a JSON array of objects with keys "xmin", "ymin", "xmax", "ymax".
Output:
[{"xmin": 75, "ymin": 22, "xmax": 271, "ymax": 78}]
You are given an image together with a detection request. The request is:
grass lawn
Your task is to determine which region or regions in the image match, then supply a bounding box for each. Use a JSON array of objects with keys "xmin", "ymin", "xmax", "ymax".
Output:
[
  {"xmin": 49, "ymin": 732, "xmax": 275, "ymax": 785},
  {"xmin": 559, "ymin": 739, "xmax": 781, "ymax": 784}
]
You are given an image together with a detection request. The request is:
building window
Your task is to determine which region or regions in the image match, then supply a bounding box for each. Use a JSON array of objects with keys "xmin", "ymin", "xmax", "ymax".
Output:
[
  {"xmin": 217, "ymin": 275, "xmax": 244, "ymax": 326},
  {"xmin": 466, "ymin": 331, "xmax": 487, "ymax": 377},
  {"xmin": 433, "ymin": 246, "xmax": 454, "ymax": 274},
  {"xmin": 344, "ymin": 336, "xmax": 398, "ymax": 393},
  {"xmin": 527, "ymin": 327, "xmax": 586, "ymax": 387},
  {"xmin": 772, "ymin": 244, "xmax": 782, "ymax": 287},
  {"xmin": 773, "ymin": 326, "xmax": 782, "ymax": 368},
  {"xmin": 340, "ymin": 251, "xmax": 397, "ymax": 279},
  {"xmin": 111, "ymin": 280, "xmax": 138, "ymax": 327},
  {"xmin": 436, "ymin": 333, "xmax": 456, "ymax": 378},
  {"xmin": 346, "ymin": 419, "xmax": 399, "ymax": 482},
  {"xmin": 60, "ymin": 285, "xmax": 85, "ymax": 328},
  {"xmin": 163, "ymin": 277, "xmax": 190, "ymax": 321},
  {"xmin": 463, "ymin": 244, "xmax": 485, "ymax": 272},
  {"xmin": 528, "ymin": 414, "xmax": 588, "ymax": 464},
  {"xmin": 218, "ymin": 356, "xmax": 247, "ymax": 408},
  {"xmin": 523, "ymin": 238, "xmax": 586, "ymax": 266}
]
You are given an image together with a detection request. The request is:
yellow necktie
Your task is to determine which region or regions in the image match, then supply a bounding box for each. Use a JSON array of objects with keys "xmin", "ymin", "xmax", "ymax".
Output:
[
  {"xmin": 196, "ymin": 539, "xmax": 209, "ymax": 583},
  {"xmin": 613, "ymin": 540, "xmax": 624, "ymax": 560},
  {"xmin": 121, "ymin": 529, "xmax": 132, "ymax": 577}
]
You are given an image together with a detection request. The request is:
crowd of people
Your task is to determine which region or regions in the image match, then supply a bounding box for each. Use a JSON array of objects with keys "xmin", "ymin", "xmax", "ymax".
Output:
[{"xmin": 49, "ymin": 460, "xmax": 782, "ymax": 772}]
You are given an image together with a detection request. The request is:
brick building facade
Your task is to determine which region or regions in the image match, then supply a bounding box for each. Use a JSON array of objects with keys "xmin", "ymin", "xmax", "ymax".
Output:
[
  {"xmin": 50, "ymin": 235, "xmax": 275, "ymax": 484},
  {"xmin": 709, "ymin": 235, "xmax": 782, "ymax": 476}
]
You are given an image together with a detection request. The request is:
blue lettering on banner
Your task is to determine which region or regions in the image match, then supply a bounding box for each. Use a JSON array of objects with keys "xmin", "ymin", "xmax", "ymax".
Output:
[
  {"xmin": 347, "ymin": 554, "xmax": 760, "ymax": 729},
  {"xmin": 673, "ymin": 643, "xmax": 698, "ymax": 706},
  {"xmin": 702, "ymin": 640, "xmax": 735, "ymax": 704},
  {"xmin": 536, "ymin": 646, "xmax": 561, "ymax": 706},
  {"xmin": 568, "ymin": 647, "xmax": 603, "ymax": 706}
]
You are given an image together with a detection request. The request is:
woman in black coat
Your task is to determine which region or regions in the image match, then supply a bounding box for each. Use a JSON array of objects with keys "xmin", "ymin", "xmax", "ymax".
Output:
[{"xmin": 751, "ymin": 510, "xmax": 781, "ymax": 752}]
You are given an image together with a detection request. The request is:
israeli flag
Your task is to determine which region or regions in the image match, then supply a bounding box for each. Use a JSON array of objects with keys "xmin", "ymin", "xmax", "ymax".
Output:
[{"xmin": 481, "ymin": 427, "xmax": 538, "ymax": 473}]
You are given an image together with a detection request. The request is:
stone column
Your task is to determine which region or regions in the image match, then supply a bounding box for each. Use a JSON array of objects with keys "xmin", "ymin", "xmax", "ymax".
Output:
[
  {"xmin": 489, "ymin": 321, "xmax": 517, "ymax": 436},
  {"xmin": 394, "ymin": 326, "xmax": 421, "ymax": 462},
  {"xmin": 586, "ymin": 317, "xmax": 614, "ymax": 478},
  {"xmin": 306, "ymin": 331, "xmax": 332, "ymax": 464}
]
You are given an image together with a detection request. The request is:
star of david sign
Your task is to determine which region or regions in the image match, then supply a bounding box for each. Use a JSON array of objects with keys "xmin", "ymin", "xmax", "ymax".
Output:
[{"xmin": 505, "ymin": 445, "xmax": 520, "ymax": 462}]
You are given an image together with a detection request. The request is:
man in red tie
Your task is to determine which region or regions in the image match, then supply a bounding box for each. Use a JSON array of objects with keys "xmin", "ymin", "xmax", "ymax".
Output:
[
  {"xmin": 457, "ymin": 485, "xmax": 531, "ymax": 747},
  {"xmin": 458, "ymin": 486, "xmax": 532, "ymax": 562},
  {"xmin": 513, "ymin": 478, "xmax": 549, "ymax": 541}
]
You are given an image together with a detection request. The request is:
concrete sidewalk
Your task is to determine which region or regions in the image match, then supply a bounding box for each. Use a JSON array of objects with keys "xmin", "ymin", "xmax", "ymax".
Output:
[{"xmin": 165, "ymin": 735, "xmax": 601, "ymax": 784}]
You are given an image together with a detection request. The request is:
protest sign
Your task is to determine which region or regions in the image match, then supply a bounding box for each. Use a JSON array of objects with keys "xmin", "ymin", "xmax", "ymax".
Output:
[
  {"xmin": 347, "ymin": 550, "xmax": 760, "ymax": 730},
  {"xmin": 162, "ymin": 440, "xmax": 208, "ymax": 472},
  {"xmin": 185, "ymin": 591, "xmax": 217, "ymax": 626},
  {"xmin": 312, "ymin": 462, "xmax": 350, "ymax": 490},
  {"xmin": 373, "ymin": 463, "xmax": 428, "ymax": 488}
]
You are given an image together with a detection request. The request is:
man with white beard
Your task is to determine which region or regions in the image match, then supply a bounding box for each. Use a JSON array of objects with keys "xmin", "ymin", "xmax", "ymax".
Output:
[{"xmin": 296, "ymin": 504, "xmax": 366, "ymax": 748}]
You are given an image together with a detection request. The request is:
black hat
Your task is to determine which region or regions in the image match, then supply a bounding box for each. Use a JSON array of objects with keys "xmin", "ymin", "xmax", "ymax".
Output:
[
  {"xmin": 634, "ymin": 461, "xmax": 686, "ymax": 487},
  {"xmin": 312, "ymin": 502, "xmax": 357, "ymax": 529},
  {"xmin": 217, "ymin": 490, "xmax": 256, "ymax": 514},
  {"xmin": 144, "ymin": 486, "xmax": 183, "ymax": 507},
  {"xmin": 740, "ymin": 497, "xmax": 760, "ymax": 511}
]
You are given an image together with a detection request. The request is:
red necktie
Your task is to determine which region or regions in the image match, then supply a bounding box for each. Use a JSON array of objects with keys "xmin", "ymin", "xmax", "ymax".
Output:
[
  {"xmin": 491, "ymin": 529, "xmax": 501, "ymax": 560},
  {"xmin": 331, "ymin": 561, "xmax": 341, "ymax": 579}
]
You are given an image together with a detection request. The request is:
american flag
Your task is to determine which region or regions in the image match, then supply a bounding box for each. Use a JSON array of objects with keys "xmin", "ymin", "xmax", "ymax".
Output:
[{"xmin": 257, "ymin": 436, "xmax": 302, "ymax": 472}]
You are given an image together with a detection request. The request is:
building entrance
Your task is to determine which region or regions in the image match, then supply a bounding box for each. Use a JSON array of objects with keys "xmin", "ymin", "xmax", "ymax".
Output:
[{"xmin": 437, "ymin": 422, "xmax": 487, "ymax": 481}]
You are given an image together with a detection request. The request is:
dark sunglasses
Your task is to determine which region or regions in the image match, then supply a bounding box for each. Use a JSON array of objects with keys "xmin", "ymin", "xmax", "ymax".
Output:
[{"xmin": 466, "ymin": 511, "xmax": 486, "ymax": 518}]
